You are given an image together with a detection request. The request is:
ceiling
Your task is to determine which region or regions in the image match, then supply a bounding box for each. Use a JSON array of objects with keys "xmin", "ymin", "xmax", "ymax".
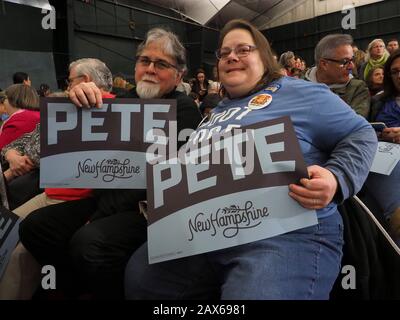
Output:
[
  {"xmin": 138, "ymin": 0, "xmax": 308, "ymax": 30},
  {"xmin": 3, "ymin": 0, "xmax": 52, "ymax": 10}
]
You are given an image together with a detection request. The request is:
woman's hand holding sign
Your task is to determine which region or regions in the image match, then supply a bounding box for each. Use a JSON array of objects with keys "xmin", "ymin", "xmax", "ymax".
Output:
[
  {"xmin": 381, "ymin": 127, "xmax": 400, "ymax": 144},
  {"xmin": 288, "ymin": 165, "xmax": 338, "ymax": 210}
]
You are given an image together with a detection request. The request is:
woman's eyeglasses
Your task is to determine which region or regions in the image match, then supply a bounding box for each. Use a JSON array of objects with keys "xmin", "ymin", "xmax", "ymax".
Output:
[
  {"xmin": 390, "ymin": 69, "xmax": 400, "ymax": 77},
  {"xmin": 215, "ymin": 45, "xmax": 257, "ymax": 60}
]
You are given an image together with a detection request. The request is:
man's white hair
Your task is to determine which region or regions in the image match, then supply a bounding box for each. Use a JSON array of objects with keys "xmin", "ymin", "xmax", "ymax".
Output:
[{"xmin": 69, "ymin": 58, "xmax": 113, "ymax": 91}]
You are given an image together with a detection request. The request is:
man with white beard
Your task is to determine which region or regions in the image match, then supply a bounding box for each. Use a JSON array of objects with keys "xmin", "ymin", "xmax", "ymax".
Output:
[{"xmin": 19, "ymin": 28, "xmax": 202, "ymax": 299}]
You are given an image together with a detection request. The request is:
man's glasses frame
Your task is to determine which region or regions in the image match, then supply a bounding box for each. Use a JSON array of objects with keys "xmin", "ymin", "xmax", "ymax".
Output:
[
  {"xmin": 323, "ymin": 57, "xmax": 354, "ymax": 68},
  {"xmin": 136, "ymin": 56, "xmax": 178, "ymax": 71},
  {"xmin": 66, "ymin": 75, "xmax": 84, "ymax": 86}
]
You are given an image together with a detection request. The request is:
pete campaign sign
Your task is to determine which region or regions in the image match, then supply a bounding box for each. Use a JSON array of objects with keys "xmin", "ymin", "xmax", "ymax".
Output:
[
  {"xmin": 146, "ymin": 116, "xmax": 317, "ymax": 264},
  {"xmin": 40, "ymin": 97, "xmax": 176, "ymax": 189}
]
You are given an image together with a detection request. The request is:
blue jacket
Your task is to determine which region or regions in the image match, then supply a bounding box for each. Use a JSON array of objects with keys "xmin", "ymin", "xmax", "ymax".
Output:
[{"xmin": 198, "ymin": 76, "xmax": 378, "ymax": 218}]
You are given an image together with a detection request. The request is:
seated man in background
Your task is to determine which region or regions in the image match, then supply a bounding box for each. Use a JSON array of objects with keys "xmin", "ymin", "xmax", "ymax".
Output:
[
  {"xmin": 0, "ymin": 57, "xmax": 115, "ymax": 300},
  {"xmin": 304, "ymin": 34, "xmax": 370, "ymax": 119}
]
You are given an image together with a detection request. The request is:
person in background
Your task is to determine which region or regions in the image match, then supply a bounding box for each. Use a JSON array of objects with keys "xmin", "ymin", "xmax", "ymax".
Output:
[
  {"xmin": 12, "ymin": 72, "xmax": 31, "ymax": 86},
  {"xmin": 207, "ymin": 81, "xmax": 221, "ymax": 95},
  {"xmin": 366, "ymin": 66, "xmax": 384, "ymax": 96},
  {"xmin": 364, "ymin": 49, "xmax": 400, "ymax": 245},
  {"xmin": 199, "ymin": 92, "xmax": 221, "ymax": 117},
  {"xmin": 279, "ymin": 51, "xmax": 296, "ymax": 76},
  {"xmin": 304, "ymin": 34, "xmax": 370, "ymax": 119},
  {"xmin": 353, "ymin": 49, "xmax": 366, "ymax": 79},
  {"xmin": 124, "ymin": 19, "xmax": 377, "ymax": 300},
  {"xmin": 111, "ymin": 75, "xmax": 128, "ymax": 95},
  {"xmin": 211, "ymin": 65, "xmax": 219, "ymax": 82},
  {"xmin": 374, "ymin": 50, "xmax": 400, "ymax": 131},
  {"xmin": 188, "ymin": 91, "xmax": 200, "ymax": 107},
  {"xmin": 176, "ymin": 68, "xmax": 191, "ymax": 95},
  {"xmin": 0, "ymin": 91, "xmax": 8, "ymax": 125},
  {"xmin": 0, "ymin": 58, "xmax": 115, "ymax": 300},
  {"xmin": 37, "ymin": 83, "xmax": 50, "ymax": 97},
  {"xmin": 0, "ymin": 84, "xmax": 40, "ymax": 150},
  {"xmin": 191, "ymin": 68, "xmax": 210, "ymax": 102},
  {"xmin": 209, "ymin": 65, "xmax": 221, "ymax": 94},
  {"xmin": 359, "ymin": 39, "xmax": 390, "ymax": 81},
  {"xmin": 387, "ymin": 39, "xmax": 399, "ymax": 55}
]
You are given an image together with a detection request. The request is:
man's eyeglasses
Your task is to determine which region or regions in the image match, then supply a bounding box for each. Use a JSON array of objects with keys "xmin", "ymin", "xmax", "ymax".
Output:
[
  {"xmin": 136, "ymin": 56, "xmax": 178, "ymax": 70},
  {"xmin": 215, "ymin": 45, "xmax": 257, "ymax": 60},
  {"xmin": 390, "ymin": 69, "xmax": 400, "ymax": 77},
  {"xmin": 66, "ymin": 75, "xmax": 84, "ymax": 85},
  {"xmin": 323, "ymin": 57, "xmax": 354, "ymax": 68}
]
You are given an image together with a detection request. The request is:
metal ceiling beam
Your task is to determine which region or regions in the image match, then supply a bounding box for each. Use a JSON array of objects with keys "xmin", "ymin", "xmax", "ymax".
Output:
[
  {"xmin": 249, "ymin": 0, "xmax": 284, "ymax": 24},
  {"xmin": 255, "ymin": 0, "xmax": 309, "ymax": 30},
  {"xmin": 3, "ymin": 0, "xmax": 52, "ymax": 10},
  {"xmin": 182, "ymin": 0, "xmax": 231, "ymax": 26},
  {"xmin": 101, "ymin": 0, "xmax": 218, "ymax": 31}
]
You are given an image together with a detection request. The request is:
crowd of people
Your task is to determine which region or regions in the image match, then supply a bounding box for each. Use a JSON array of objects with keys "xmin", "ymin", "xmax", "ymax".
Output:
[{"xmin": 0, "ymin": 18, "xmax": 399, "ymax": 300}]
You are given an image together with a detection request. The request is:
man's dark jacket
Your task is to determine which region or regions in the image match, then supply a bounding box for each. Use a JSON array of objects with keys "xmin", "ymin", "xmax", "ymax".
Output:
[{"xmin": 91, "ymin": 88, "xmax": 202, "ymax": 220}]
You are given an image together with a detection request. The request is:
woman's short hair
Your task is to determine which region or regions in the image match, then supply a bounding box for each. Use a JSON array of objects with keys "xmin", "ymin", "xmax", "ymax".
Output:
[
  {"xmin": 136, "ymin": 28, "xmax": 187, "ymax": 73},
  {"xmin": 217, "ymin": 19, "xmax": 282, "ymax": 96},
  {"xmin": 69, "ymin": 58, "xmax": 113, "ymax": 92},
  {"xmin": 279, "ymin": 51, "xmax": 295, "ymax": 68},
  {"xmin": 5, "ymin": 84, "xmax": 39, "ymax": 110}
]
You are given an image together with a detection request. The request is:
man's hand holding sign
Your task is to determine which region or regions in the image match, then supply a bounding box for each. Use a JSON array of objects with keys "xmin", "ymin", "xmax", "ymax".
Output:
[{"xmin": 40, "ymin": 97, "xmax": 176, "ymax": 189}]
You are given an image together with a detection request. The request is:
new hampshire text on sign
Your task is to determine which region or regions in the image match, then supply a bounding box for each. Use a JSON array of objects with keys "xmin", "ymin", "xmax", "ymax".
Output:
[
  {"xmin": 40, "ymin": 97, "xmax": 176, "ymax": 189},
  {"xmin": 147, "ymin": 116, "xmax": 317, "ymax": 264}
]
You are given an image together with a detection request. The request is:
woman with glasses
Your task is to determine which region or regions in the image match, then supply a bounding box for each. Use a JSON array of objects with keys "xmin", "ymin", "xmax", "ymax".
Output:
[
  {"xmin": 374, "ymin": 50, "xmax": 400, "ymax": 127},
  {"xmin": 364, "ymin": 49, "xmax": 400, "ymax": 246},
  {"xmin": 125, "ymin": 19, "xmax": 377, "ymax": 300}
]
